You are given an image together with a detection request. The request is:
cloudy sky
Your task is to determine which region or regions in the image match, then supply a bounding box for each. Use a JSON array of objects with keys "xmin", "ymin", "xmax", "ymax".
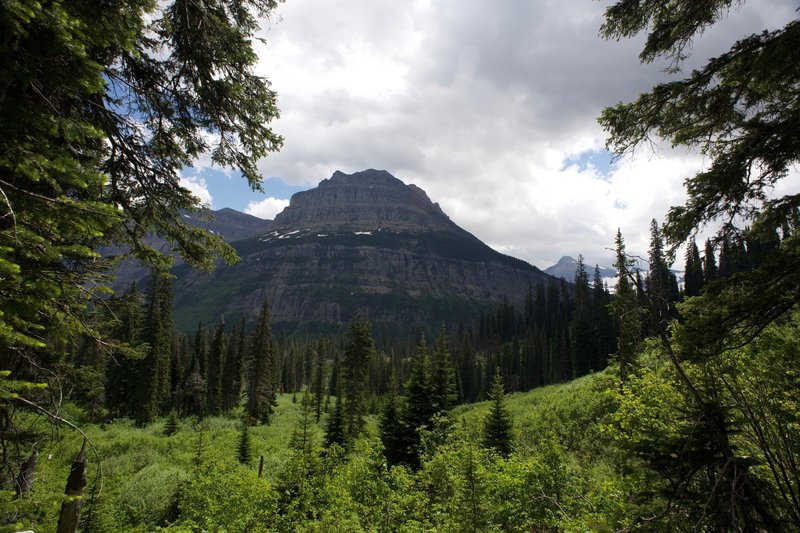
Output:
[{"xmin": 181, "ymin": 0, "xmax": 797, "ymax": 269}]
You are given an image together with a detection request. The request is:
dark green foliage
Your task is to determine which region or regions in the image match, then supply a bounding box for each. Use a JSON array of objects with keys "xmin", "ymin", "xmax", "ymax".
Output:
[
  {"xmin": 135, "ymin": 272, "xmax": 174, "ymax": 425},
  {"xmin": 0, "ymin": 0, "xmax": 283, "ymax": 484},
  {"xmin": 164, "ymin": 410, "xmax": 180, "ymax": 437},
  {"xmin": 311, "ymin": 338, "xmax": 327, "ymax": 423},
  {"xmin": 325, "ymin": 395, "xmax": 348, "ymax": 449},
  {"xmin": 402, "ymin": 337, "xmax": 436, "ymax": 469},
  {"xmin": 279, "ymin": 390, "xmax": 321, "ymax": 520},
  {"xmin": 430, "ymin": 325, "xmax": 457, "ymax": 414},
  {"xmin": 591, "ymin": 264, "xmax": 615, "ymax": 371},
  {"xmin": 602, "ymin": 3, "xmax": 800, "ymax": 528},
  {"xmin": 645, "ymin": 220, "xmax": 679, "ymax": 330},
  {"xmin": 379, "ymin": 372, "xmax": 411, "ymax": 467},
  {"xmin": 342, "ymin": 314, "xmax": 375, "ymax": 440},
  {"xmin": 184, "ymin": 323, "xmax": 208, "ymax": 417},
  {"xmin": 247, "ymin": 299, "xmax": 276, "ymax": 424},
  {"xmin": 238, "ymin": 423, "xmax": 252, "ymax": 466},
  {"xmin": 221, "ymin": 320, "xmax": 245, "ymax": 412},
  {"xmin": 206, "ymin": 319, "xmax": 226, "ymax": 416},
  {"xmin": 482, "ymin": 369, "xmax": 513, "ymax": 457},
  {"xmin": 571, "ymin": 255, "xmax": 593, "ymax": 378},
  {"xmin": 610, "ymin": 230, "xmax": 642, "ymax": 385},
  {"xmin": 683, "ymin": 239, "xmax": 704, "ymax": 297}
]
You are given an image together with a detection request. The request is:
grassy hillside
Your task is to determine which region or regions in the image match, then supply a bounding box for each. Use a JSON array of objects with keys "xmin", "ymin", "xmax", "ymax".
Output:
[{"xmin": 2, "ymin": 372, "xmax": 636, "ymax": 532}]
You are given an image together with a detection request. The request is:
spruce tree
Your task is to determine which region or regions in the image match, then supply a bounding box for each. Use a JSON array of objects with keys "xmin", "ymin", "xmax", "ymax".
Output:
[
  {"xmin": 237, "ymin": 423, "xmax": 252, "ymax": 466},
  {"xmin": 248, "ymin": 299, "xmax": 276, "ymax": 424},
  {"xmin": 645, "ymin": 219, "xmax": 679, "ymax": 329},
  {"xmin": 184, "ymin": 323, "xmax": 208, "ymax": 417},
  {"xmin": 289, "ymin": 391, "xmax": 320, "ymax": 479},
  {"xmin": 684, "ymin": 239, "xmax": 705, "ymax": 297},
  {"xmin": 571, "ymin": 255, "xmax": 593, "ymax": 377},
  {"xmin": 324, "ymin": 395, "xmax": 347, "ymax": 449},
  {"xmin": 402, "ymin": 337, "xmax": 436, "ymax": 469},
  {"xmin": 591, "ymin": 264, "xmax": 615, "ymax": 372},
  {"xmin": 379, "ymin": 371, "xmax": 410, "ymax": 467},
  {"xmin": 481, "ymin": 369, "xmax": 513, "ymax": 457},
  {"xmin": 106, "ymin": 282, "xmax": 143, "ymax": 418},
  {"xmin": 342, "ymin": 314, "xmax": 375, "ymax": 440},
  {"xmin": 221, "ymin": 321, "xmax": 244, "ymax": 412},
  {"xmin": 611, "ymin": 229, "xmax": 642, "ymax": 385},
  {"xmin": 164, "ymin": 409, "xmax": 180, "ymax": 437},
  {"xmin": 311, "ymin": 338, "xmax": 327, "ymax": 423},
  {"xmin": 206, "ymin": 319, "xmax": 226, "ymax": 416},
  {"xmin": 157, "ymin": 274, "xmax": 174, "ymax": 412},
  {"xmin": 135, "ymin": 273, "xmax": 167, "ymax": 426},
  {"xmin": 431, "ymin": 325, "xmax": 457, "ymax": 414}
]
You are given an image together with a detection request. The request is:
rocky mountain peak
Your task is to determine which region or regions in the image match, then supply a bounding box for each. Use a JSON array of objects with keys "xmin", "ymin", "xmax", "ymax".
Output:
[{"xmin": 265, "ymin": 169, "xmax": 460, "ymax": 239}]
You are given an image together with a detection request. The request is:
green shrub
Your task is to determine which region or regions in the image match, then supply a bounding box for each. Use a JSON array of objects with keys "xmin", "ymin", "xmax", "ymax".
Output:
[
  {"xmin": 178, "ymin": 462, "xmax": 279, "ymax": 532},
  {"xmin": 117, "ymin": 463, "xmax": 187, "ymax": 528}
]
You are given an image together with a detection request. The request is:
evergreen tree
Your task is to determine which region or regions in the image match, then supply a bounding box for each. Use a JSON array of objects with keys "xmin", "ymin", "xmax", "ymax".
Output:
[
  {"xmin": 184, "ymin": 323, "xmax": 208, "ymax": 417},
  {"xmin": 645, "ymin": 219, "xmax": 679, "ymax": 329},
  {"xmin": 684, "ymin": 239, "xmax": 705, "ymax": 297},
  {"xmin": 481, "ymin": 368, "xmax": 513, "ymax": 457},
  {"xmin": 611, "ymin": 229, "xmax": 642, "ymax": 385},
  {"xmin": 221, "ymin": 320, "xmax": 245, "ymax": 412},
  {"xmin": 164, "ymin": 409, "xmax": 180, "ymax": 437},
  {"xmin": 280, "ymin": 390, "xmax": 321, "ymax": 518},
  {"xmin": 311, "ymin": 338, "xmax": 327, "ymax": 423},
  {"xmin": 430, "ymin": 325, "xmax": 457, "ymax": 414},
  {"xmin": 170, "ymin": 334, "xmax": 189, "ymax": 414},
  {"xmin": 248, "ymin": 299, "xmax": 276, "ymax": 424},
  {"xmin": 106, "ymin": 282, "xmax": 143, "ymax": 418},
  {"xmin": 342, "ymin": 314, "xmax": 375, "ymax": 440},
  {"xmin": 571, "ymin": 255, "xmax": 593, "ymax": 377},
  {"xmin": 591, "ymin": 264, "xmax": 615, "ymax": 371},
  {"xmin": 328, "ymin": 351, "xmax": 341, "ymax": 399},
  {"xmin": 324, "ymin": 395, "xmax": 347, "ymax": 449},
  {"xmin": 601, "ymin": 3, "xmax": 800, "ymax": 527},
  {"xmin": 288, "ymin": 391, "xmax": 320, "ymax": 481},
  {"xmin": 206, "ymin": 319, "xmax": 226, "ymax": 416},
  {"xmin": 379, "ymin": 371, "xmax": 410, "ymax": 467},
  {"xmin": 0, "ymin": 0, "xmax": 283, "ymax": 483},
  {"xmin": 403, "ymin": 337, "xmax": 436, "ymax": 469},
  {"xmin": 237, "ymin": 423, "xmax": 252, "ymax": 466},
  {"xmin": 157, "ymin": 274, "xmax": 174, "ymax": 412},
  {"xmin": 135, "ymin": 273, "xmax": 169, "ymax": 426}
]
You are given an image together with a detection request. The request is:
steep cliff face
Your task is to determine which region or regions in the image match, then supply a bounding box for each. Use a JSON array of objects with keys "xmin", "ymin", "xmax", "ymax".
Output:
[
  {"xmin": 265, "ymin": 169, "xmax": 471, "ymax": 237},
  {"xmin": 168, "ymin": 169, "xmax": 554, "ymax": 331}
]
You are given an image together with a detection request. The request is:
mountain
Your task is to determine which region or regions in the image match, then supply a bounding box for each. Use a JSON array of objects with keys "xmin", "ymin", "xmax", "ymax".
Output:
[
  {"xmin": 108, "ymin": 208, "xmax": 270, "ymax": 292},
  {"xmin": 544, "ymin": 256, "xmax": 616, "ymax": 282},
  {"xmin": 189, "ymin": 207, "xmax": 271, "ymax": 242},
  {"xmin": 156, "ymin": 169, "xmax": 556, "ymax": 333}
]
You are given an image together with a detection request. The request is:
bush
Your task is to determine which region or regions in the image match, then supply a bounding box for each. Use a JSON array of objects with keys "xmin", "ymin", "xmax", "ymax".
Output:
[
  {"xmin": 178, "ymin": 462, "xmax": 279, "ymax": 532},
  {"xmin": 117, "ymin": 463, "xmax": 187, "ymax": 528}
]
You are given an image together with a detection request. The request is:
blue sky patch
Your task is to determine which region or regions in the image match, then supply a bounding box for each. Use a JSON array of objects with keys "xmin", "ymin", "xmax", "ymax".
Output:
[
  {"xmin": 185, "ymin": 167, "xmax": 309, "ymax": 211},
  {"xmin": 561, "ymin": 149, "xmax": 617, "ymax": 180}
]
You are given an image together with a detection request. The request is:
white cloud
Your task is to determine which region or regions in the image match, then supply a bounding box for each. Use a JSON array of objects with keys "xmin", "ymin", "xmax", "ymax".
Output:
[
  {"xmin": 179, "ymin": 175, "xmax": 213, "ymax": 207},
  {"xmin": 245, "ymin": 197, "xmax": 290, "ymax": 220},
  {"xmin": 244, "ymin": 0, "xmax": 796, "ymax": 268}
]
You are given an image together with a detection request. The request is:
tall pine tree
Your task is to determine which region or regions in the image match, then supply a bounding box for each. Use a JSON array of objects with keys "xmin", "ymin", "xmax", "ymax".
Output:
[
  {"xmin": 481, "ymin": 368, "xmax": 513, "ymax": 457},
  {"xmin": 342, "ymin": 314, "xmax": 375, "ymax": 440},
  {"xmin": 247, "ymin": 298, "xmax": 276, "ymax": 424}
]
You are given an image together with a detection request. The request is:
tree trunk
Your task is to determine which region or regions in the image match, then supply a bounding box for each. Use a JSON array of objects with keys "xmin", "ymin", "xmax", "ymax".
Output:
[
  {"xmin": 15, "ymin": 450, "xmax": 37, "ymax": 495},
  {"xmin": 56, "ymin": 440, "xmax": 87, "ymax": 533}
]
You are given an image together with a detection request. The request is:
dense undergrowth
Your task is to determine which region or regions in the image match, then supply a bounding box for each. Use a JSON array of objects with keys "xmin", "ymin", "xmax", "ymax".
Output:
[
  {"xmin": 4, "ymin": 306, "xmax": 799, "ymax": 532},
  {"xmin": 3, "ymin": 371, "xmax": 631, "ymax": 532}
]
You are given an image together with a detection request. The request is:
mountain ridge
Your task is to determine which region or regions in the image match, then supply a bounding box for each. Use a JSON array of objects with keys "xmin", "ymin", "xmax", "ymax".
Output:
[{"xmin": 117, "ymin": 170, "xmax": 559, "ymax": 333}]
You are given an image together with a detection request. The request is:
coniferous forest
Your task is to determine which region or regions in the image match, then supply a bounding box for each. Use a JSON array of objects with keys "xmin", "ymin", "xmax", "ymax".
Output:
[{"xmin": 2, "ymin": 1, "xmax": 800, "ymax": 532}]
